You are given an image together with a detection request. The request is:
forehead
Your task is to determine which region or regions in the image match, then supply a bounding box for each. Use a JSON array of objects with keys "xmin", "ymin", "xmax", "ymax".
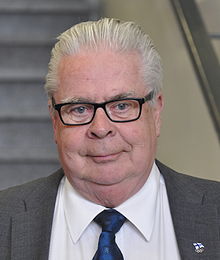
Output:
[{"xmin": 56, "ymin": 49, "xmax": 147, "ymax": 101}]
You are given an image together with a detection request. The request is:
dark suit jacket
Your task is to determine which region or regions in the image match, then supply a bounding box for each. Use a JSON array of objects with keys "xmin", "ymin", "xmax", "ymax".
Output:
[{"xmin": 0, "ymin": 161, "xmax": 220, "ymax": 259}]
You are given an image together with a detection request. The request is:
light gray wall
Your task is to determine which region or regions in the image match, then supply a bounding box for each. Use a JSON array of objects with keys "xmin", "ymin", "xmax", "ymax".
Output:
[{"xmin": 104, "ymin": 0, "xmax": 220, "ymax": 180}]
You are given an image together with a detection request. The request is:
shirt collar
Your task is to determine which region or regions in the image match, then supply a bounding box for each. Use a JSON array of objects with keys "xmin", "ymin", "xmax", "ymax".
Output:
[
  {"xmin": 116, "ymin": 162, "xmax": 161, "ymax": 241},
  {"xmin": 62, "ymin": 162, "xmax": 160, "ymax": 243},
  {"xmin": 62, "ymin": 179, "xmax": 105, "ymax": 243}
]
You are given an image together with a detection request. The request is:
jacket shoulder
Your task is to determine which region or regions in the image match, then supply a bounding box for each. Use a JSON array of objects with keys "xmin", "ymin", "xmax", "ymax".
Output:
[
  {"xmin": 156, "ymin": 160, "xmax": 220, "ymax": 204},
  {"xmin": 0, "ymin": 169, "xmax": 64, "ymax": 214}
]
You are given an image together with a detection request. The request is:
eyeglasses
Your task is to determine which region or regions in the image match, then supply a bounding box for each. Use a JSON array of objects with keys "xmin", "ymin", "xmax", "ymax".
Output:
[{"xmin": 52, "ymin": 90, "xmax": 154, "ymax": 126}]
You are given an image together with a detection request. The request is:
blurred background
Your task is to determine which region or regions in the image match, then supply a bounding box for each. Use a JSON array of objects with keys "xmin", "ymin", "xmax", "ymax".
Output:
[{"xmin": 0, "ymin": 0, "xmax": 219, "ymax": 189}]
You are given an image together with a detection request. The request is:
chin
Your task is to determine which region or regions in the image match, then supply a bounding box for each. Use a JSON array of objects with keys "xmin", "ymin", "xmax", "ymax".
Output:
[{"xmin": 82, "ymin": 168, "xmax": 125, "ymax": 184}]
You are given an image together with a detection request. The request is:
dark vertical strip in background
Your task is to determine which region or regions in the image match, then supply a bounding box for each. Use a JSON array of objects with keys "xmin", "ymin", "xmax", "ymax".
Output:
[{"xmin": 170, "ymin": 0, "xmax": 220, "ymax": 142}]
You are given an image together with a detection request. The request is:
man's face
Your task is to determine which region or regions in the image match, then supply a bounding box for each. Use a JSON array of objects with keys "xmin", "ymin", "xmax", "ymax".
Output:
[{"xmin": 51, "ymin": 48, "xmax": 163, "ymax": 207}]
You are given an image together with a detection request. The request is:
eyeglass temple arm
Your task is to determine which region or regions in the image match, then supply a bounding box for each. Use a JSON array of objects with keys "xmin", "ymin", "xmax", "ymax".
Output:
[{"xmin": 144, "ymin": 90, "xmax": 155, "ymax": 102}]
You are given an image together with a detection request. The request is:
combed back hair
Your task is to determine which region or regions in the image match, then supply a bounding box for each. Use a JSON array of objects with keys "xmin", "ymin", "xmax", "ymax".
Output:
[{"xmin": 45, "ymin": 18, "xmax": 163, "ymax": 99}]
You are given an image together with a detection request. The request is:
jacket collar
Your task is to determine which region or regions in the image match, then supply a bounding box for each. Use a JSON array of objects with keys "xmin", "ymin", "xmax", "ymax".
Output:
[{"xmin": 157, "ymin": 161, "xmax": 220, "ymax": 259}]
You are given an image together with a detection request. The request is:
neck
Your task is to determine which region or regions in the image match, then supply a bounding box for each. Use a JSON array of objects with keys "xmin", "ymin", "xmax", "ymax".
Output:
[{"xmin": 70, "ymin": 174, "xmax": 149, "ymax": 208}]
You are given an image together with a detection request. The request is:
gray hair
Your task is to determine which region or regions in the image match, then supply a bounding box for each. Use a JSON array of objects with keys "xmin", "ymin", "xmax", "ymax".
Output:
[{"xmin": 45, "ymin": 18, "xmax": 163, "ymax": 99}]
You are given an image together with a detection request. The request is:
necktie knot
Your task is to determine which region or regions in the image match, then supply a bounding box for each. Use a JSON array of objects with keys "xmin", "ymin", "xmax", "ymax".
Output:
[{"xmin": 94, "ymin": 209, "xmax": 126, "ymax": 234}]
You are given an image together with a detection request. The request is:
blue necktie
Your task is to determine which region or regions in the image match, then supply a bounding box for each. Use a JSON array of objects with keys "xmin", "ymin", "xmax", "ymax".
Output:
[{"xmin": 92, "ymin": 209, "xmax": 126, "ymax": 260}]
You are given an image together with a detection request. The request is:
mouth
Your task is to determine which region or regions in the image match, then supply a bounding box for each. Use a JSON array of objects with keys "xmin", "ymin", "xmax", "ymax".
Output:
[{"xmin": 87, "ymin": 152, "xmax": 122, "ymax": 163}]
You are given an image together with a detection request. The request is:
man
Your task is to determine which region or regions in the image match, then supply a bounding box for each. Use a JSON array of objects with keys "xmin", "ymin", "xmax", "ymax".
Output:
[{"xmin": 0, "ymin": 18, "xmax": 220, "ymax": 260}]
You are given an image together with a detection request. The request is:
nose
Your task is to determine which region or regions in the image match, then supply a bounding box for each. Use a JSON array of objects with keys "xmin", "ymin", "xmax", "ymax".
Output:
[{"xmin": 87, "ymin": 108, "xmax": 116, "ymax": 139}]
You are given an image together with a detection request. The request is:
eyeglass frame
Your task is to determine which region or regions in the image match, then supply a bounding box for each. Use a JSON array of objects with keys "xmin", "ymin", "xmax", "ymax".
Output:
[{"xmin": 52, "ymin": 90, "xmax": 154, "ymax": 126}]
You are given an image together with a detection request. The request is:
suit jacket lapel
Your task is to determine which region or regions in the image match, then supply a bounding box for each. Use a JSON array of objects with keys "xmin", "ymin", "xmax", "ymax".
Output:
[
  {"xmin": 157, "ymin": 161, "xmax": 220, "ymax": 259},
  {"xmin": 11, "ymin": 169, "xmax": 64, "ymax": 260}
]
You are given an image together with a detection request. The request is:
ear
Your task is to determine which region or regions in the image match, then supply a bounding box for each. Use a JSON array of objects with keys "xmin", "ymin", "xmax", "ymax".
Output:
[
  {"xmin": 153, "ymin": 92, "xmax": 164, "ymax": 137},
  {"xmin": 48, "ymin": 99, "xmax": 58, "ymax": 144}
]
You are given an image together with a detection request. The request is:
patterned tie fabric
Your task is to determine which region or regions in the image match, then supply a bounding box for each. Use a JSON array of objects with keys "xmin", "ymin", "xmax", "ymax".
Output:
[{"xmin": 92, "ymin": 209, "xmax": 126, "ymax": 260}]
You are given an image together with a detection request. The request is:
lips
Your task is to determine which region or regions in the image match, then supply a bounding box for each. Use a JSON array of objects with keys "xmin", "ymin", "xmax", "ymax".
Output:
[{"xmin": 87, "ymin": 151, "xmax": 122, "ymax": 163}]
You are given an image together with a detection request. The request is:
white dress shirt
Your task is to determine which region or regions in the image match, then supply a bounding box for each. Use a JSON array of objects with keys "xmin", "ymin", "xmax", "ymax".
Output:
[{"xmin": 49, "ymin": 162, "xmax": 181, "ymax": 259}]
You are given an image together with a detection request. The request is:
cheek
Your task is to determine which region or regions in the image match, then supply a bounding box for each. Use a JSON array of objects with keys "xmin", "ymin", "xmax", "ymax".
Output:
[
  {"xmin": 133, "ymin": 115, "xmax": 157, "ymax": 142},
  {"xmin": 121, "ymin": 122, "xmax": 156, "ymax": 175},
  {"xmin": 52, "ymin": 120, "xmax": 83, "ymax": 154},
  {"xmin": 119, "ymin": 122, "xmax": 154, "ymax": 158},
  {"xmin": 126, "ymin": 114, "xmax": 158, "ymax": 159}
]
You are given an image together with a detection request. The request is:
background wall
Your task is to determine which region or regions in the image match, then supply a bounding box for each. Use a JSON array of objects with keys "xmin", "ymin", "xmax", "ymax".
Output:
[{"xmin": 104, "ymin": 0, "xmax": 220, "ymax": 180}]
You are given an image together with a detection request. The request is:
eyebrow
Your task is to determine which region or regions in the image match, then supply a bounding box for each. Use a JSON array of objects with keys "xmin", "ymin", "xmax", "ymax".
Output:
[
  {"xmin": 61, "ymin": 91, "xmax": 136, "ymax": 104},
  {"xmin": 109, "ymin": 92, "xmax": 136, "ymax": 100},
  {"xmin": 61, "ymin": 97, "xmax": 92, "ymax": 103}
]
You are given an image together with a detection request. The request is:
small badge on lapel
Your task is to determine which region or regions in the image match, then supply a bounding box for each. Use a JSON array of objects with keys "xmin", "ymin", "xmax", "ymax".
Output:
[{"xmin": 193, "ymin": 242, "xmax": 205, "ymax": 253}]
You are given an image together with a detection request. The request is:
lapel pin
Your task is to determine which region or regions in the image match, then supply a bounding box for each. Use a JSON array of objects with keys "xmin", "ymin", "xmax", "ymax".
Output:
[{"xmin": 193, "ymin": 242, "xmax": 205, "ymax": 253}]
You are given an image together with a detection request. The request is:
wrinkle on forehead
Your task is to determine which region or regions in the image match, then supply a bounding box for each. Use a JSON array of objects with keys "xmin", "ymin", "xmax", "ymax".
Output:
[{"xmin": 58, "ymin": 49, "xmax": 142, "ymax": 82}]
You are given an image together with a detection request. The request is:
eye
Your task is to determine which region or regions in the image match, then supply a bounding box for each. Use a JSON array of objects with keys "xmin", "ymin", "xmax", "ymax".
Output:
[
  {"xmin": 116, "ymin": 103, "xmax": 129, "ymax": 111},
  {"xmin": 72, "ymin": 105, "xmax": 87, "ymax": 114},
  {"xmin": 63, "ymin": 104, "xmax": 92, "ymax": 116},
  {"xmin": 111, "ymin": 101, "xmax": 132, "ymax": 112}
]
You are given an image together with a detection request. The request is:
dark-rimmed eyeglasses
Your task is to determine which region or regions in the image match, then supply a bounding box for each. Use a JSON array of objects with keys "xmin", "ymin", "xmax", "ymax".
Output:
[{"xmin": 52, "ymin": 90, "xmax": 154, "ymax": 126}]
